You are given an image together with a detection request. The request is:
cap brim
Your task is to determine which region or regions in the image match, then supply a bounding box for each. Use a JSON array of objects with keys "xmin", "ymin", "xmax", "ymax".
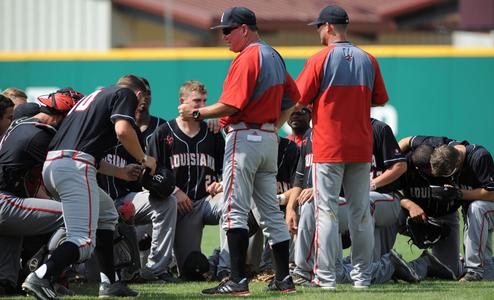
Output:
[
  {"xmin": 308, "ymin": 20, "xmax": 322, "ymax": 26},
  {"xmin": 210, "ymin": 24, "xmax": 235, "ymax": 30}
]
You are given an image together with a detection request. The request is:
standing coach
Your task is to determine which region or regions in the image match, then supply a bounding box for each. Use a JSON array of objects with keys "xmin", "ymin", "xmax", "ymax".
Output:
[
  {"xmin": 179, "ymin": 6, "xmax": 300, "ymax": 295},
  {"xmin": 295, "ymin": 5, "xmax": 389, "ymax": 289}
]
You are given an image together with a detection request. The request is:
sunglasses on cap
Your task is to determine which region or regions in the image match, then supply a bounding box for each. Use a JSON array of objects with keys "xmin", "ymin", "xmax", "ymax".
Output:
[{"xmin": 222, "ymin": 26, "xmax": 239, "ymax": 35}]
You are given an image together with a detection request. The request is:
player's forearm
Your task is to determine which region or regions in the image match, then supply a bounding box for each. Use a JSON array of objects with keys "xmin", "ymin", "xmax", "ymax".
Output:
[
  {"xmin": 372, "ymin": 162, "xmax": 407, "ymax": 190},
  {"xmin": 398, "ymin": 136, "xmax": 412, "ymax": 152},
  {"xmin": 198, "ymin": 102, "xmax": 239, "ymax": 119},
  {"xmin": 115, "ymin": 120, "xmax": 146, "ymax": 162},
  {"xmin": 98, "ymin": 160, "xmax": 122, "ymax": 177},
  {"xmin": 461, "ymin": 188, "xmax": 494, "ymax": 201},
  {"xmin": 400, "ymin": 198, "xmax": 419, "ymax": 211},
  {"xmin": 287, "ymin": 187, "xmax": 302, "ymax": 210}
]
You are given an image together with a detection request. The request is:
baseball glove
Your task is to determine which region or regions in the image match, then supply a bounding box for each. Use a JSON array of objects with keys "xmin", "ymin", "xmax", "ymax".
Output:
[{"xmin": 405, "ymin": 217, "xmax": 450, "ymax": 249}]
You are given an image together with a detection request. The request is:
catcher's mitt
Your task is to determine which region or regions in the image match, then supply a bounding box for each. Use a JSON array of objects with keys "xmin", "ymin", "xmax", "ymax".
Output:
[{"xmin": 405, "ymin": 217, "xmax": 450, "ymax": 249}]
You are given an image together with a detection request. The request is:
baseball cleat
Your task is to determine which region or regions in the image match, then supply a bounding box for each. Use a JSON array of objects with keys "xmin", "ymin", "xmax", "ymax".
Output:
[
  {"xmin": 291, "ymin": 273, "xmax": 311, "ymax": 285},
  {"xmin": 22, "ymin": 272, "xmax": 59, "ymax": 300},
  {"xmin": 459, "ymin": 271, "xmax": 483, "ymax": 282},
  {"xmin": 99, "ymin": 281, "xmax": 139, "ymax": 298},
  {"xmin": 421, "ymin": 250, "xmax": 457, "ymax": 280},
  {"xmin": 390, "ymin": 249, "xmax": 420, "ymax": 283},
  {"xmin": 264, "ymin": 275, "xmax": 296, "ymax": 293},
  {"xmin": 201, "ymin": 278, "xmax": 250, "ymax": 296}
]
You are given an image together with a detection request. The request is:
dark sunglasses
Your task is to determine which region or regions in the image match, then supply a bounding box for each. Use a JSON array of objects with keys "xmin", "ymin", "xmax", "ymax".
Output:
[
  {"xmin": 317, "ymin": 22, "xmax": 327, "ymax": 29},
  {"xmin": 222, "ymin": 26, "xmax": 239, "ymax": 35}
]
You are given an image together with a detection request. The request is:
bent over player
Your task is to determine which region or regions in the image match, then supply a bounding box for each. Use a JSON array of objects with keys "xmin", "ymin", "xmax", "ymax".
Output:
[
  {"xmin": 22, "ymin": 75, "xmax": 156, "ymax": 300},
  {"xmin": 179, "ymin": 7, "xmax": 300, "ymax": 295},
  {"xmin": 0, "ymin": 91, "xmax": 76, "ymax": 295}
]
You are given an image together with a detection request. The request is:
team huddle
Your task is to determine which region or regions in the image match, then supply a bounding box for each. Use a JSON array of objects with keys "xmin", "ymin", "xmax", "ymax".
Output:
[{"xmin": 1, "ymin": 4, "xmax": 494, "ymax": 300}]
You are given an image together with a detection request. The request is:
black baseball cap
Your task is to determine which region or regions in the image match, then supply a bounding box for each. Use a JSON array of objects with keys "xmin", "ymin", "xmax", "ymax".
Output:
[
  {"xmin": 308, "ymin": 5, "xmax": 349, "ymax": 26},
  {"xmin": 13, "ymin": 102, "xmax": 41, "ymax": 120},
  {"xmin": 211, "ymin": 7, "xmax": 257, "ymax": 29}
]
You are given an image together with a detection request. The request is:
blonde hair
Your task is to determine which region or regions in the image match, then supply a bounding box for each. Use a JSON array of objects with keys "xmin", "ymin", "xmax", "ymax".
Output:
[
  {"xmin": 179, "ymin": 80, "xmax": 207, "ymax": 98},
  {"xmin": 2, "ymin": 87, "xmax": 27, "ymax": 100}
]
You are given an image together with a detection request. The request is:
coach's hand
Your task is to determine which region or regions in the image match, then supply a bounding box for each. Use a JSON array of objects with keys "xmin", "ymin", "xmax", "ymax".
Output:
[
  {"xmin": 207, "ymin": 119, "xmax": 221, "ymax": 134},
  {"xmin": 176, "ymin": 189, "xmax": 193, "ymax": 214},
  {"xmin": 178, "ymin": 103, "xmax": 195, "ymax": 121},
  {"xmin": 298, "ymin": 188, "xmax": 314, "ymax": 205}
]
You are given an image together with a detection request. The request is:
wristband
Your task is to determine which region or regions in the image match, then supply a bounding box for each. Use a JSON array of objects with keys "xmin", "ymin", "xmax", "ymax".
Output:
[{"xmin": 172, "ymin": 187, "xmax": 180, "ymax": 195}]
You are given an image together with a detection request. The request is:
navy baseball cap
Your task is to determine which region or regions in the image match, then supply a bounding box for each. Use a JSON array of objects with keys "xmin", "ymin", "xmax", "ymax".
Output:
[
  {"xmin": 211, "ymin": 7, "xmax": 257, "ymax": 29},
  {"xmin": 308, "ymin": 5, "xmax": 349, "ymax": 26}
]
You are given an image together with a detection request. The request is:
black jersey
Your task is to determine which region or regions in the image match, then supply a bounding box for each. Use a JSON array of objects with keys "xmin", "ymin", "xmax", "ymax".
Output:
[
  {"xmin": 454, "ymin": 144, "xmax": 494, "ymax": 191},
  {"xmin": 401, "ymin": 154, "xmax": 461, "ymax": 217},
  {"xmin": 0, "ymin": 118, "xmax": 57, "ymax": 197},
  {"xmin": 98, "ymin": 115, "xmax": 166, "ymax": 199},
  {"xmin": 276, "ymin": 137, "xmax": 299, "ymax": 194},
  {"xmin": 371, "ymin": 118, "xmax": 406, "ymax": 193},
  {"xmin": 294, "ymin": 129, "xmax": 313, "ymax": 189},
  {"xmin": 147, "ymin": 119, "xmax": 225, "ymax": 201},
  {"xmin": 49, "ymin": 86, "xmax": 137, "ymax": 161},
  {"xmin": 409, "ymin": 135, "xmax": 469, "ymax": 152}
]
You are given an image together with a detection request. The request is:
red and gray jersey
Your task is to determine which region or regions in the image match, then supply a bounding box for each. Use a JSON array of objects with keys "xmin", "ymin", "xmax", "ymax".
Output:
[
  {"xmin": 371, "ymin": 118, "xmax": 406, "ymax": 193},
  {"xmin": 147, "ymin": 119, "xmax": 224, "ymax": 201},
  {"xmin": 276, "ymin": 137, "xmax": 299, "ymax": 194},
  {"xmin": 455, "ymin": 144, "xmax": 494, "ymax": 191},
  {"xmin": 49, "ymin": 85, "xmax": 137, "ymax": 161},
  {"xmin": 97, "ymin": 116, "xmax": 166, "ymax": 199},
  {"xmin": 218, "ymin": 41, "xmax": 300, "ymax": 126},
  {"xmin": 294, "ymin": 129, "xmax": 313, "ymax": 189},
  {"xmin": 0, "ymin": 118, "xmax": 57, "ymax": 197},
  {"xmin": 296, "ymin": 42, "xmax": 388, "ymax": 163}
]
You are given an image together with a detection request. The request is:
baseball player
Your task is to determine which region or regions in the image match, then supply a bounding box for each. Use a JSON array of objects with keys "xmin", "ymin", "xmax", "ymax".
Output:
[
  {"xmin": 0, "ymin": 95, "xmax": 14, "ymax": 137},
  {"xmin": 0, "ymin": 91, "xmax": 72, "ymax": 295},
  {"xmin": 286, "ymin": 107, "xmax": 311, "ymax": 147},
  {"xmin": 429, "ymin": 144, "xmax": 494, "ymax": 281},
  {"xmin": 97, "ymin": 77, "xmax": 177, "ymax": 283},
  {"xmin": 179, "ymin": 7, "xmax": 300, "ymax": 295},
  {"xmin": 2, "ymin": 87, "xmax": 27, "ymax": 108},
  {"xmin": 147, "ymin": 80, "xmax": 225, "ymax": 278},
  {"xmin": 399, "ymin": 135, "xmax": 470, "ymax": 154},
  {"xmin": 22, "ymin": 75, "xmax": 155, "ymax": 299},
  {"xmin": 397, "ymin": 145, "xmax": 462, "ymax": 280},
  {"xmin": 295, "ymin": 4, "xmax": 389, "ymax": 289}
]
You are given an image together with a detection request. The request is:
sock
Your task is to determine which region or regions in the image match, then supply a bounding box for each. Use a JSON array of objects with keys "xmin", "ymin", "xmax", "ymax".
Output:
[
  {"xmin": 227, "ymin": 228, "xmax": 249, "ymax": 283},
  {"xmin": 42, "ymin": 241, "xmax": 80, "ymax": 279},
  {"xmin": 95, "ymin": 229, "xmax": 116, "ymax": 284},
  {"xmin": 271, "ymin": 240, "xmax": 290, "ymax": 281}
]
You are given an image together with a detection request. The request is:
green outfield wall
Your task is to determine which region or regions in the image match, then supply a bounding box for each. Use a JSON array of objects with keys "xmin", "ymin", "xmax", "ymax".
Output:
[{"xmin": 1, "ymin": 46, "xmax": 493, "ymax": 151}]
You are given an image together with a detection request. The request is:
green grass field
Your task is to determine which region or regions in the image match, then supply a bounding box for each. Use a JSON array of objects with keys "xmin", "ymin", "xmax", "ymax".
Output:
[{"xmin": 8, "ymin": 225, "xmax": 494, "ymax": 300}]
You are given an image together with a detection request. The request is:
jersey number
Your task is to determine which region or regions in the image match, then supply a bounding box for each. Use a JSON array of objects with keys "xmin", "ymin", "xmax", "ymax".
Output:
[{"xmin": 70, "ymin": 90, "xmax": 102, "ymax": 113}]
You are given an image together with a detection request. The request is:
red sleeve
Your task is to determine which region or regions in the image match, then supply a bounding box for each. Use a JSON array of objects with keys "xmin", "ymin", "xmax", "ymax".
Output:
[
  {"xmin": 369, "ymin": 55, "xmax": 389, "ymax": 106},
  {"xmin": 295, "ymin": 48, "xmax": 330, "ymax": 106},
  {"xmin": 218, "ymin": 47, "xmax": 260, "ymax": 110}
]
